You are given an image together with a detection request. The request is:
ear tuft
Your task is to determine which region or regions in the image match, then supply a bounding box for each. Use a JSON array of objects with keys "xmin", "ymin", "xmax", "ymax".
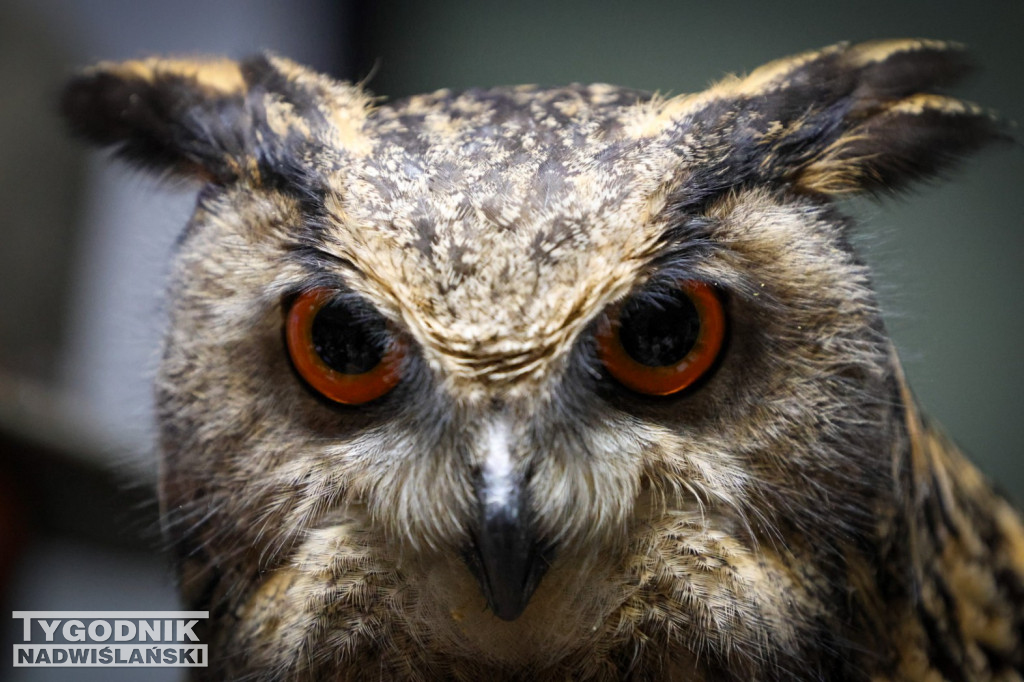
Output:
[
  {"xmin": 840, "ymin": 39, "xmax": 975, "ymax": 103},
  {"xmin": 796, "ymin": 94, "xmax": 1008, "ymax": 195},
  {"xmin": 60, "ymin": 58, "xmax": 253, "ymax": 181},
  {"xmin": 662, "ymin": 40, "xmax": 1010, "ymax": 199},
  {"xmin": 60, "ymin": 55, "xmax": 373, "ymax": 186}
]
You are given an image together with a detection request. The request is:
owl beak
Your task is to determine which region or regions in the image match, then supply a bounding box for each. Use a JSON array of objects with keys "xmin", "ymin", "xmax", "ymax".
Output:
[
  {"xmin": 463, "ymin": 419, "xmax": 551, "ymax": 621},
  {"xmin": 466, "ymin": 474, "xmax": 551, "ymax": 621}
]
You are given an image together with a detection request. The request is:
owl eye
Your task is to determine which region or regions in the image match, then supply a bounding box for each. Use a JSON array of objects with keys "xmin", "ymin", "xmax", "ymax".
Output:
[
  {"xmin": 286, "ymin": 287, "xmax": 405, "ymax": 405},
  {"xmin": 596, "ymin": 281, "xmax": 725, "ymax": 396}
]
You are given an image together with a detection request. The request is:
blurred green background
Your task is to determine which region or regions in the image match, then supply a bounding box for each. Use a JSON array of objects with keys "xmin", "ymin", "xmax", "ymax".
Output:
[{"xmin": 0, "ymin": 0, "xmax": 1020, "ymax": 679}]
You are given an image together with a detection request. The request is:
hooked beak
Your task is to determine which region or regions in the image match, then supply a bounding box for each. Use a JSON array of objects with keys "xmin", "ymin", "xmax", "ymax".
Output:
[{"xmin": 463, "ymin": 421, "xmax": 552, "ymax": 621}]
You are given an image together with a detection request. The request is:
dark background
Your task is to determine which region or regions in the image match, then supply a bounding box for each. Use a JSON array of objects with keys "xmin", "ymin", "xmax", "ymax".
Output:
[{"xmin": 1, "ymin": 1, "xmax": 1021, "ymax": 679}]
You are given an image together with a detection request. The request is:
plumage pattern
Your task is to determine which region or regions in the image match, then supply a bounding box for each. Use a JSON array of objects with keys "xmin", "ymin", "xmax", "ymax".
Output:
[{"xmin": 62, "ymin": 40, "xmax": 1023, "ymax": 680}]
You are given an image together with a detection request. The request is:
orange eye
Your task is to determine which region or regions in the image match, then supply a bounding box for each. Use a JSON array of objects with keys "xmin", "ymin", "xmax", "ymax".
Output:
[
  {"xmin": 286, "ymin": 287, "xmax": 405, "ymax": 405},
  {"xmin": 596, "ymin": 281, "xmax": 725, "ymax": 396}
]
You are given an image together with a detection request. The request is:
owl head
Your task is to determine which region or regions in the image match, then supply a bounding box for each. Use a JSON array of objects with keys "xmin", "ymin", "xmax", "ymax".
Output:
[{"xmin": 63, "ymin": 40, "xmax": 1004, "ymax": 674}]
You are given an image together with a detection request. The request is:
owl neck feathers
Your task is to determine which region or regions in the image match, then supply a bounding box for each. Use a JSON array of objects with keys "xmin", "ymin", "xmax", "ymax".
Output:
[{"xmin": 878, "ymin": 353, "xmax": 1024, "ymax": 680}]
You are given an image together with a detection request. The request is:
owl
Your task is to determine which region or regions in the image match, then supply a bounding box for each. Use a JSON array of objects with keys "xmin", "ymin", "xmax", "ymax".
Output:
[{"xmin": 62, "ymin": 40, "xmax": 1024, "ymax": 681}]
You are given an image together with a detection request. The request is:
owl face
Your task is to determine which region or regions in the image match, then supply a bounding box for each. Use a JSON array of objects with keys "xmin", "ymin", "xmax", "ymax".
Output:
[{"xmin": 63, "ymin": 40, "xmax": 1003, "ymax": 675}]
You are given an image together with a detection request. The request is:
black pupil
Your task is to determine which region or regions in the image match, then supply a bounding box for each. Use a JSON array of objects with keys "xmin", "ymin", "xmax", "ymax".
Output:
[
  {"xmin": 310, "ymin": 299, "xmax": 387, "ymax": 375},
  {"xmin": 618, "ymin": 289, "xmax": 701, "ymax": 367}
]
